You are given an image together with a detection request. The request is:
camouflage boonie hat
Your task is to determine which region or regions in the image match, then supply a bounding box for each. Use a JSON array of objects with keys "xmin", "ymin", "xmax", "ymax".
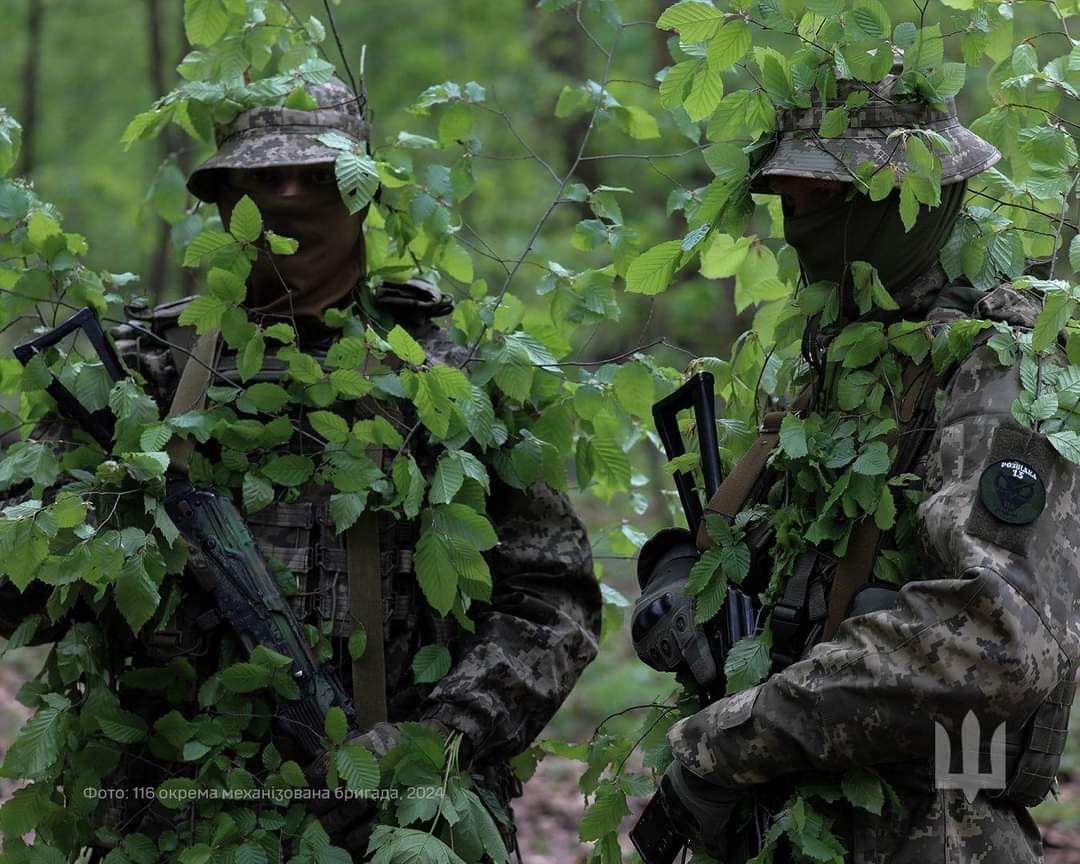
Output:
[
  {"xmin": 187, "ymin": 77, "xmax": 368, "ymax": 202},
  {"xmin": 750, "ymin": 62, "xmax": 1000, "ymax": 192}
]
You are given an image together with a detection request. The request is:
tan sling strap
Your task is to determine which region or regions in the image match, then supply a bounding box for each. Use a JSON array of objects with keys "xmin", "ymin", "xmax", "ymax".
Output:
[
  {"xmin": 821, "ymin": 361, "xmax": 936, "ymax": 640},
  {"xmin": 695, "ymin": 410, "xmax": 786, "ymax": 550},
  {"xmin": 346, "ymin": 506, "xmax": 388, "ymax": 729},
  {"xmin": 164, "ymin": 327, "xmax": 223, "ymax": 472},
  {"xmin": 346, "ymin": 362, "xmax": 388, "ymax": 729},
  {"xmin": 696, "ymin": 388, "xmax": 814, "ymax": 551},
  {"xmin": 692, "ymin": 362, "xmax": 937, "ymax": 639}
]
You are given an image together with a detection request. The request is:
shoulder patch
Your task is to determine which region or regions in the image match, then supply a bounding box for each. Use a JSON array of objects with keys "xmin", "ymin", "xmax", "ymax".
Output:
[
  {"xmin": 966, "ymin": 426, "xmax": 1056, "ymax": 556},
  {"xmin": 978, "ymin": 460, "xmax": 1046, "ymax": 525}
]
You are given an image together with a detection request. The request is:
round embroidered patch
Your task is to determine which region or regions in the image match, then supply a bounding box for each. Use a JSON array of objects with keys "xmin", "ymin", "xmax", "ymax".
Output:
[{"xmin": 978, "ymin": 460, "xmax": 1046, "ymax": 525}]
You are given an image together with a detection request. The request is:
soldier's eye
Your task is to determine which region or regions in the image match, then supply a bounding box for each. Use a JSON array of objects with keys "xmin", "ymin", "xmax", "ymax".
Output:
[
  {"xmin": 250, "ymin": 170, "xmax": 279, "ymax": 187},
  {"xmin": 309, "ymin": 168, "xmax": 337, "ymax": 186}
]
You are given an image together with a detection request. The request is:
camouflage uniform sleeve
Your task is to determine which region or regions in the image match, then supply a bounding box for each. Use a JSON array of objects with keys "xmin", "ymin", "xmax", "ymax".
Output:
[
  {"xmin": 418, "ymin": 477, "xmax": 602, "ymax": 763},
  {"xmin": 668, "ymin": 345, "xmax": 1080, "ymax": 785}
]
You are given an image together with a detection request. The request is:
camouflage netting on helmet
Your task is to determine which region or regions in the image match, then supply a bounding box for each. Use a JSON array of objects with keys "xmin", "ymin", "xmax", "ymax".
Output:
[
  {"xmin": 751, "ymin": 65, "xmax": 1000, "ymax": 191},
  {"xmin": 187, "ymin": 77, "xmax": 368, "ymax": 202}
]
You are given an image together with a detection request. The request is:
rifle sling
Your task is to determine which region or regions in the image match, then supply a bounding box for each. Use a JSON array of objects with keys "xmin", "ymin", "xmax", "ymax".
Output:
[
  {"xmin": 694, "ymin": 364, "xmax": 937, "ymax": 642},
  {"xmin": 165, "ymin": 327, "xmax": 223, "ymax": 472},
  {"xmin": 821, "ymin": 361, "xmax": 937, "ymax": 640},
  {"xmin": 347, "ymin": 506, "xmax": 388, "ymax": 729}
]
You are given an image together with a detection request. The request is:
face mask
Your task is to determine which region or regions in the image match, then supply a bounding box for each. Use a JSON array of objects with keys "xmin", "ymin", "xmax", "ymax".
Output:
[
  {"xmin": 782, "ymin": 180, "xmax": 967, "ymax": 294},
  {"xmin": 217, "ymin": 183, "xmax": 366, "ymax": 323}
]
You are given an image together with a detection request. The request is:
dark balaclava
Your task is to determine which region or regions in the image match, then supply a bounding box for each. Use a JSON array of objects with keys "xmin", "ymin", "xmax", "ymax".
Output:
[
  {"xmin": 782, "ymin": 180, "xmax": 967, "ymax": 293},
  {"xmin": 217, "ymin": 179, "xmax": 367, "ymax": 323}
]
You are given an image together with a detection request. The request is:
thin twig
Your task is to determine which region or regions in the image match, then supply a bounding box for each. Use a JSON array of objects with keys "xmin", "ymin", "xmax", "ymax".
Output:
[
  {"xmin": 458, "ymin": 22, "xmax": 624, "ymax": 369},
  {"xmin": 322, "ymin": 0, "xmax": 360, "ymax": 99}
]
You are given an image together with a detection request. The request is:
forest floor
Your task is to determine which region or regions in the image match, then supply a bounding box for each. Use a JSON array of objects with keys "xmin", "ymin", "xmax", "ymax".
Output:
[{"xmin": 3, "ymin": 652, "xmax": 1080, "ymax": 862}]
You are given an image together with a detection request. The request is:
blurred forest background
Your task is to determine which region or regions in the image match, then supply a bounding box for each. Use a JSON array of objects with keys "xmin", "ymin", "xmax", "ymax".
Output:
[{"xmin": 1, "ymin": 0, "xmax": 1079, "ymax": 860}]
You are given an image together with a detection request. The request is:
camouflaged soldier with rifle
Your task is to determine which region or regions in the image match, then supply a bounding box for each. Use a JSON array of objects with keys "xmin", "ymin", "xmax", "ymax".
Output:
[
  {"xmin": 0, "ymin": 78, "xmax": 602, "ymax": 859},
  {"xmin": 630, "ymin": 60, "xmax": 1080, "ymax": 863}
]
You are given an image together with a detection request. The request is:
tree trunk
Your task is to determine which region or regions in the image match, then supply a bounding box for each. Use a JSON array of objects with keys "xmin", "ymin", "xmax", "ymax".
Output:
[
  {"xmin": 146, "ymin": 0, "xmax": 171, "ymax": 304},
  {"xmin": 18, "ymin": 0, "xmax": 44, "ymax": 178},
  {"xmin": 530, "ymin": 2, "xmax": 602, "ymax": 190}
]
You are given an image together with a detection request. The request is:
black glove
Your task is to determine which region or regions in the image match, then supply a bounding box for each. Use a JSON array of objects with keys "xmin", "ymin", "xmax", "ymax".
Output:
[
  {"xmin": 304, "ymin": 722, "xmax": 403, "ymax": 853},
  {"xmin": 303, "ymin": 720, "xmax": 459, "ymax": 854},
  {"xmin": 659, "ymin": 760, "xmax": 741, "ymax": 858},
  {"xmin": 632, "ymin": 528, "xmax": 718, "ymax": 686}
]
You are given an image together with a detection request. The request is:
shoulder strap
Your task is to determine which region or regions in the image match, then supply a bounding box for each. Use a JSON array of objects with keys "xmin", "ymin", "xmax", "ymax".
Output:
[
  {"xmin": 822, "ymin": 361, "xmax": 938, "ymax": 641},
  {"xmin": 346, "ymin": 354, "xmax": 389, "ymax": 730},
  {"xmin": 696, "ymin": 387, "xmax": 813, "ymax": 551},
  {"xmin": 346, "ymin": 507, "xmax": 388, "ymax": 729},
  {"xmin": 164, "ymin": 327, "xmax": 222, "ymax": 472}
]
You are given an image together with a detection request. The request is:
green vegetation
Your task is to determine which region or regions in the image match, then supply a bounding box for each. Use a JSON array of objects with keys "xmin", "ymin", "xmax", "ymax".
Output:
[{"xmin": 1, "ymin": 0, "xmax": 1078, "ymax": 862}]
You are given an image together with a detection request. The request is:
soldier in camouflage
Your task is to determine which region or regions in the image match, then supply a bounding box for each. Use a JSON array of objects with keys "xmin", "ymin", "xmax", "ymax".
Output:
[
  {"xmin": 0, "ymin": 78, "xmax": 602, "ymax": 858},
  {"xmin": 633, "ymin": 63, "xmax": 1079, "ymax": 862}
]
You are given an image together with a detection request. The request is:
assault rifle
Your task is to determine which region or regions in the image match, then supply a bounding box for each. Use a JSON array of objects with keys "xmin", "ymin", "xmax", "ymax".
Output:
[
  {"xmin": 630, "ymin": 371, "xmax": 764, "ymax": 864},
  {"xmin": 14, "ymin": 306, "xmax": 356, "ymax": 758}
]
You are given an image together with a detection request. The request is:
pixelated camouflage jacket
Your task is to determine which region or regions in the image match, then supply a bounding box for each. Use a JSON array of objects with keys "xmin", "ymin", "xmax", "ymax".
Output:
[
  {"xmin": 0, "ymin": 281, "xmax": 602, "ymax": 834},
  {"xmin": 668, "ymin": 280, "xmax": 1080, "ymax": 864}
]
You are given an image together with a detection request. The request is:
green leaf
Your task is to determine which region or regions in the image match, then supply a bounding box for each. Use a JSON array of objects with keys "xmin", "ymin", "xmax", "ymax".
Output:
[
  {"xmin": 656, "ymin": 1, "xmax": 726, "ymax": 41},
  {"xmin": 899, "ymin": 175, "xmax": 919, "ymax": 232},
  {"xmin": 613, "ymin": 363, "xmax": 655, "ymax": 418},
  {"xmin": 329, "ymin": 492, "xmax": 368, "ymax": 533},
  {"xmin": 1033, "ymin": 292, "xmax": 1072, "ymax": 354},
  {"xmin": 325, "ymin": 706, "xmax": 348, "ymax": 746},
  {"xmin": 579, "ymin": 781, "xmax": 630, "ymax": 841},
  {"xmin": 684, "ymin": 66, "xmax": 724, "ymax": 122},
  {"xmin": 779, "ymin": 414, "xmax": 808, "ymax": 459},
  {"xmin": 415, "ymin": 529, "xmax": 458, "ymax": 615},
  {"xmin": 178, "ymin": 294, "xmax": 227, "ymax": 334},
  {"xmin": 348, "ymin": 627, "xmax": 367, "ymax": 660},
  {"xmin": 659, "ymin": 61, "xmax": 697, "ymax": 110},
  {"xmin": 868, "ymin": 165, "xmax": 897, "ymax": 201},
  {"xmin": 262, "ymin": 455, "xmax": 315, "ymax": 487},
  {"xmin": 330, "ymin": 149, "xmax": 380, "ymax": 215},
  {"xmin": 853, "ymin": 441, "xmax": 890, "ymax": 476},
  {"xmin": 386, "ymin": 324, "xmax": 427, "ymax": 365},
  {"xmin": 336, "ymin": 743, "xmax": 379, "ymax": 793},
  {"xmin": 1048, "ymin": 431, "xmax": 1080, "ymax": 464},
  {"xmin": 1070, "ymin": 235, "xmax": 1080, "ymax": 274},
  {"xmin": 309, "ymin": 410, "xmax": 350, "ymax": 444},
  {"xmin": 412, "ymin": 644, "xmax": 452, "ymax": 684},
  {"xmin": 228, "ymin": 195, "xmax": 263, "ymax": 242},
  {"xmin": 266, "ymin": 231, "xmax": 299, "ymax": 255},
  {"xmin": 115, "ymin": 556, "xmax": 161, "ymax": 635},
  {"xmin": 98, "ymin": 707, "xmax": 149, "ymax": 744},
  {"xmin": 238, "ymin": 331, "xmax": 265, "ymax": 382},
  {"xmin": 626, "ymin": 240, "xmax": 682, "ymax": 295},
  {"xmin": 2, "ymin": 704, "xmax": 66, "ymax": 777},
  {"xmin": 874, "ymin": 485, "xmax": 897, "ymax": 531},
  {"xmin": 184, "ymin": 0, "xmax": 229, "ymax": 46},
  {"xmin": 724, "ymin": 629, "xmax": 772, "ymax": 694},
  {"xmin": 850, "ymin": 0, "xmax": 890, "ymax": 41},
  {"xmin": 280, "ymin": 760, "xmax": 307, "ymax": 787},
  {"xmin": 430, "ymin": 452, "xmax": 465, "ymax": 505},
  {"xmin": 819, "ymin": 106, "xmax": 849, "ymax": 138},
  {"xmin": 245, "ymin": 382, "xmax": 291, "ymax": 412},
  {"xmin": 219, "ymin": 662, "xmax": 271, "ymax": 693},
  {"xmin": 842, "ymin": 767, "xmax": 884, "ymax": 815},
  {"xmin": 707, "ymin": 21, "xmax": 751, "ymax": 70}
]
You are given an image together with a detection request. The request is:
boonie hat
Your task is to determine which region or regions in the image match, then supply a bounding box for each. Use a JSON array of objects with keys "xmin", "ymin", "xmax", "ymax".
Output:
[
  {"xmin": 751, "ymin": 61, "xmax": 1000, "ymax": 191},
  {"xmin": 187, "ymin": 77, "xmax": 368, "ymax": 203}
]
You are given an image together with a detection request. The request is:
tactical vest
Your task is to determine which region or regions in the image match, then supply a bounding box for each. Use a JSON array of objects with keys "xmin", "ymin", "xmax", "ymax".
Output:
[
  {"xmin": 699, "ymin": 289, "xmax": 1073, "ymax": 811},
  {"xmin": 106, "ymin": 282, "xmax": 522, "ymax": 846}
]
